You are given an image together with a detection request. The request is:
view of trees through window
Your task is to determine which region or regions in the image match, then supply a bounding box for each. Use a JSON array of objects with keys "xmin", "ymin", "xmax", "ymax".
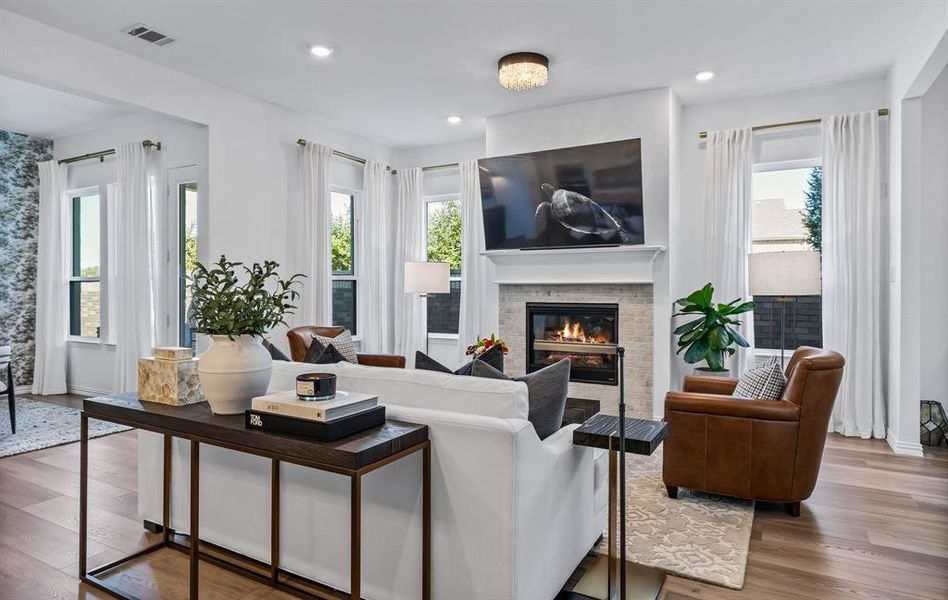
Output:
[
  {"xmin": 331, "ymin": 191, "xmax": 356, "ymax": 333},
  {"xmin": 751, "ymin": 166, "xmax": 823, "ymax": 350},
  {"xmin": 426, "ymin": 199, "xmax": 462, "ymax": 335},
  {"xmin": 69, "ymin": 192, "xmax": 101, "ymax": 338},
  {"xmin": 179, "ymin": 182, "xmax": 198, "ymax": 348}
]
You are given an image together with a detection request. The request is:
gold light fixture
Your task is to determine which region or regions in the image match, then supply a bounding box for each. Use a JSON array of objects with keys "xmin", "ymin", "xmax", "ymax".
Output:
[{"xmin": 498, "ymin": 52, "xmax": 549, "ymax": 91}]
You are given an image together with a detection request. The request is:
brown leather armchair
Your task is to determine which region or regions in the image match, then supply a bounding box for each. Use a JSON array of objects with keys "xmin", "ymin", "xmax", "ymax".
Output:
[
  {"xmin": 662, "ymin": 347, "xmax": 844, "ymax": 516},
  {"xmin": 286, "ymin": 326, "xmax": 406, "ymax": 368}
]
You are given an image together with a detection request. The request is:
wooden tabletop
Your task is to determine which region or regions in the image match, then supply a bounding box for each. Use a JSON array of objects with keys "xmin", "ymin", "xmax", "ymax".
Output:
[
  {"xmin": 83, "ymin": 394, "xmax": 428, "ymax": 471},
  {"xmin": 572, "ymin": 413, "xmax": 668, "ymax": 456}
]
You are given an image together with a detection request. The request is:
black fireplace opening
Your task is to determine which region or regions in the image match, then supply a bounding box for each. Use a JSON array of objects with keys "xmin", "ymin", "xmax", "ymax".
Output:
[{"xmin": 526, "ymin": 302, "xmax": 619, "ymax": 385}]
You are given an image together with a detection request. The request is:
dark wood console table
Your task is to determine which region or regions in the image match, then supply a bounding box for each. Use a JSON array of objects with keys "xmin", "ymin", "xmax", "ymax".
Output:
[{"xmin": 79, "ymin": 393, "xmax": 430, "ymax": 600}]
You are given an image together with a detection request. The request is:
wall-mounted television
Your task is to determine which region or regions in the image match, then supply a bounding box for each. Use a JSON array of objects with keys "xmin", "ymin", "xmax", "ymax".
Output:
[{"xmin": 478, "ymin": 138, "xmax": 644, "ymax": 251}]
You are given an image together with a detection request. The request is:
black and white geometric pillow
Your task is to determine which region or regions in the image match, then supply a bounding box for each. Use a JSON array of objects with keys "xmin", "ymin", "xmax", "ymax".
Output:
[
  {"xmin": 311, "ymin": 330, "xmax": 359, "ymax": 364},
  {"xmin": 733, "ymin": 356, "xmax": 786, "ymax": 400}
]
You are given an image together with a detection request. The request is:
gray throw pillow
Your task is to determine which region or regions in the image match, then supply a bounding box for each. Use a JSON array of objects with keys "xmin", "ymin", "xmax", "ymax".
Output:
[
  {"xmin": 303, "ymin": 339, "xmax": 348, "ymax": 364},
  {"xmin": 733, "ymin": 356, "xmax": 786, "ymax": 400},
  {"xmin": 472, "ymin": 358, "xmax": 571, "ymax": 440},
  {"xmin": 415, "ymin": 344, "xmax": 504, "ymax": 375},
  {"xmin": 261, "ymin": 338, "xmax": 290, "ymax": 362},
  {"xmin": 311, "ymin": 330, "xmax": 358, "ymax": 364}
]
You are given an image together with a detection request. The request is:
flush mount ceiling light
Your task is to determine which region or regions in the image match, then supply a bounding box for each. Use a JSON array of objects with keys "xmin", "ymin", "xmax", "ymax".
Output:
[
  {"xmin": 695, "ymin": 70, "xmax": 715, "ymax": 82},
  {"xmin": 498, "ymin": 52, "xmax": 549, "ymax": 91},
  {"xmin": 447, "ymin": 115, "xmax": 462, "ymax": 125},
  {"xmin": 310, "ymin": 45, "xmax": 334, "ymax": 58}
]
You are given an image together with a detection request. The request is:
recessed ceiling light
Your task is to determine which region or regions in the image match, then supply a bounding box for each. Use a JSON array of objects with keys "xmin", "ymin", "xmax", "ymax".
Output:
[
  {"xmin": 310, "ymin": 45, "xmax": 334, "ymax": 58},
  {"xmin": 695, "ymin": 70, "xmax": 715, "ymax": 82},
  {"xmin": 447, "ymin": 116, "xmax": 462, "ymax": 125}
]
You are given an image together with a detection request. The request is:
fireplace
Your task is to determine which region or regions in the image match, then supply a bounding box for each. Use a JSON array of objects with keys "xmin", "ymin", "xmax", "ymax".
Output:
[{"xmin": 526, "ymin": 302, "xmax": 619, "ymax": 385}]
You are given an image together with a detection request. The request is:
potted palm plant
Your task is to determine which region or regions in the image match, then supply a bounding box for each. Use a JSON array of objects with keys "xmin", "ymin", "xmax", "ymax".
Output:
[
  {"xmin": 674, "ymin": 283, "xmax": 754, "ymax": 376},
  {"xmin": 188, "ymin": 256, "xmax": 303, "ymax": 414}
]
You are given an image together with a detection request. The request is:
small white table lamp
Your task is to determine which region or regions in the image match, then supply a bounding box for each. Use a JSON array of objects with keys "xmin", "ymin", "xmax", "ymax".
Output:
[
  {"xmin": 404, "ymin": 261, "xmax": 450, "ymax": 352},
  {"xmin": 748, "ymin": 251, "xmax": 822, "ymax": 367}
]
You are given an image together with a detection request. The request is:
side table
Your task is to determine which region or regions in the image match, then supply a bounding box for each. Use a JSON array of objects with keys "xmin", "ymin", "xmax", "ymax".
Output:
[{"xmin": 569, "ymin": 414, "xmax": 668, "ymax": 600}]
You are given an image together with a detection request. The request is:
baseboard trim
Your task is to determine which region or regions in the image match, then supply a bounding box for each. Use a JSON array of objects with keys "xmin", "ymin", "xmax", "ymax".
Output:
[
  {"xmin": 13, "ymin": 385, "xmax": 32, "ymax": 395},
  {"xmin": 886, "ymin": 429, "xmax": 925, "ymax": 457},
  {"xmin": 67, "ymin": 385, "xmax": 112, "ymax": 397}
]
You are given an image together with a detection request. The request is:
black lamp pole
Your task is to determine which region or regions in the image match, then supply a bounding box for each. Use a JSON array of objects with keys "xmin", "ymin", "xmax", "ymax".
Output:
[{"xmin": 617, "ymin": 346, "xmax": 627, "ymax": 599}]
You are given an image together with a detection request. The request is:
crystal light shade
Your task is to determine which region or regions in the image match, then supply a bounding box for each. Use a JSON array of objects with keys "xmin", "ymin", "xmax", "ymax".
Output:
[{"xmin": 498, "ymin": 52, "xmax": 549, "ymax": 91}]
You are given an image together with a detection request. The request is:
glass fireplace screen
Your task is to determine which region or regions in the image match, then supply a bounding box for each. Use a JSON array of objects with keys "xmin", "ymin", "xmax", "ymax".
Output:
[{"xmin": 526, "ymin": 302, "xmax": 619, "ymax": 385}]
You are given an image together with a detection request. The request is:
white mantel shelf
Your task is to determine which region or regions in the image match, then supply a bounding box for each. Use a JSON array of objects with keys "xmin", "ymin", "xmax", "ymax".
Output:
[{"xmin": 482, "ymin": 244, "xmax": 666, "ymax": 285}]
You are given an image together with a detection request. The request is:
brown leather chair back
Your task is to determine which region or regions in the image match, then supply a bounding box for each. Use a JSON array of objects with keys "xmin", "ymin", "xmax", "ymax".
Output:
[
  {"xmin": 781, "ymin": 346, "xmax": 845, "ymax": 499},
  {"xmin": 287, "ymin": 326, "xmax": 345, "ymax": 362}
]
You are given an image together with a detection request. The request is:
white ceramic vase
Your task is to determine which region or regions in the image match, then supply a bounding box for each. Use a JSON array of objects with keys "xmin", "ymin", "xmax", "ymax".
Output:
[{"xmin": 198, "ymin": 335, "xmax": 272, "ymax": 415}]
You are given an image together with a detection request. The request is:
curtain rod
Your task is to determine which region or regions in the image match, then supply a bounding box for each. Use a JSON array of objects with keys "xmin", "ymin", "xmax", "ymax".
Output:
[
  {"xmin": 390, "ymin": 162, "xmax": 460, "ymax": 176},
  {"xmin": 58, "ymin": 140, "xmax": 161, "ymax": 165},
  {"xmin": 296, "ymin": 138, "xmax": 393, "ymax": 171},
  {"xmin": 697, "ymin": 108, "xmax": 889, "ymax": 140}
]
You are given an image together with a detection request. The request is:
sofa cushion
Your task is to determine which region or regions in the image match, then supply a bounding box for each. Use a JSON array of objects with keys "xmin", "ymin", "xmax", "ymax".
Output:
[
  {"xmin": 269, "ymin": 359, "xmax": 529, "ymax": 420},
  {"xmin": 415, "ymin": 344, "xmax": 504, "ymax": 375},
  {"xmin": 471, "ymin": 358, "xmax": 571, "ymax": 439}
]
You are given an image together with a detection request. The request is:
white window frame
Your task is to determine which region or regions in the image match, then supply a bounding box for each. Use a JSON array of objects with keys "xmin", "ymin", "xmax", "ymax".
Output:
[
  {"xmin": 750, "ymin": 158, "xmax": 823, "ymax": 353},
  {"xmin": 66, "ymin": 185, "xmax": 108, "ymax": 343},
  {"xmin": 423, "ymin": 192, "xmax": 462, "ymax": 339},
  {"xmin": 331, "ymin": 185, "xmax": 361, "ymax": 337}
]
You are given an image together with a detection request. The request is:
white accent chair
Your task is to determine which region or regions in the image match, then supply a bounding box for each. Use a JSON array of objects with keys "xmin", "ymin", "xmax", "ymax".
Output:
[{"xmin": 139, "ymin": 360, "xmax": 607, "ymax": 599}]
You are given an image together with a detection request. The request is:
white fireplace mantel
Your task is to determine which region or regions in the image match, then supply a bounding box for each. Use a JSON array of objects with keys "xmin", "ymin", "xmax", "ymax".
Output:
[{"xmin": 482, "ymin": 245, "xmax": 666, "ymax": 285}]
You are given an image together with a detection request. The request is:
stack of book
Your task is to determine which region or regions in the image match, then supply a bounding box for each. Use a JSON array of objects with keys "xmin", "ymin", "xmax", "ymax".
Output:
[{"xmin": 245, "ymin": 390, "xmax": 384, "ymax": 441}]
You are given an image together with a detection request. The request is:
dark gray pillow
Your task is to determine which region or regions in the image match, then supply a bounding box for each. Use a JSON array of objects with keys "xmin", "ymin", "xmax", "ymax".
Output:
[
  {"xmin": 261, "ymin": 338, "xmax": 290, "ymax": 362},
  {"xmin": 472, "ymin": 358, "xmax": 570, "ymax": 440},
  {"xmin": 303, "ymin": 339, "xmax": 347, "ymax": 364},
  {"xmin": 415, "ymin": 344, "xmax": 504, "ymax": 375}
]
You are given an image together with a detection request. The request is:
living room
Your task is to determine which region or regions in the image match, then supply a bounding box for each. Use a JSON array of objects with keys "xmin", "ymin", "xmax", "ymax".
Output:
[{"xmin": 0, "ymin": 1, "xmax": 946, "ymax": 599}]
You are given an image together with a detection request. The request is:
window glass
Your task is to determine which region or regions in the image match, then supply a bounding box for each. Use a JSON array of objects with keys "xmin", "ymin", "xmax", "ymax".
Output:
[
  {"xmin": 179, "ymin": 182, "xmax": 198, "ymax": 348},
  {"xmin": 331, "ymin": 191, "xmax": 356, "ymax": 333},
  {"xmin": 751, "ymin": 167, "xmax": 823, "ymax": 350},
  {"xmin": 426, "ymin": 198, "xmax": 462, "ymax": 334},
  {"xmin": 69, "ymin": 192, "xmax": 101, "ymax": 338}
]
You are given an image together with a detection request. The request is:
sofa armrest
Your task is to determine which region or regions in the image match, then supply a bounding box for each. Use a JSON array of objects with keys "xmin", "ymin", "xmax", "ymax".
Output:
[
  {"xmin": 356, "ymin": 353, "xmax": 406, "ymax": 368},
  {"xmin": 682, "ymin": 375, "xmax": 739, "ymax": 395},
  {"xmin": 665, "ymin": 391, "xmax": 800, "ymax": 421}
]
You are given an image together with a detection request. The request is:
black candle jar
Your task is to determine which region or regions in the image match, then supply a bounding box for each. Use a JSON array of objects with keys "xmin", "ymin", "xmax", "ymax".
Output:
[{"xmin": 296, "ymin": 372, "xmax": 337, "ymax": 401}]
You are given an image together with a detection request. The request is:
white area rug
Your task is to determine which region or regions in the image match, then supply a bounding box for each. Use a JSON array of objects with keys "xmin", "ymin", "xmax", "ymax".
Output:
[
  {"xmin": 0, "ymin": 397, "xmax": 130, "ymax": 457},
  {"xmin": 596, "ymin": 448, "xmax": 755, "ymax": 589}
]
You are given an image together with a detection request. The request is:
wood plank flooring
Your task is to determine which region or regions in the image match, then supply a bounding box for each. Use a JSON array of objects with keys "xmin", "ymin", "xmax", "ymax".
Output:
[{"xmin": 1, "ymin": 394, "xmax": 945, "ymax": 599}]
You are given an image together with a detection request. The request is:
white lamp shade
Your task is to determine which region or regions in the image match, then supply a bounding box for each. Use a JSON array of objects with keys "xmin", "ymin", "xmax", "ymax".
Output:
[
  {"xmin": 748, "ymin": 251, "xmax": 822, "ymax": 296},
  {"xmin": 404, "ymin": 261, "xmax": 450, "ymax": 294}
]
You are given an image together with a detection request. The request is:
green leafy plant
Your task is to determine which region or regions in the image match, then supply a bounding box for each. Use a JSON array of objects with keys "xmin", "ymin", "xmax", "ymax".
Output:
[
  {"xmin": 802, "ymin": 166, "xmax": 822, "ymax": 252},
  {"xmin": 188, "ymin": 255, "xmax": 304, "ymax": 338},
  {"xmin": 674, "ymin": 283, "xmax": 754, "ymax": 372}
]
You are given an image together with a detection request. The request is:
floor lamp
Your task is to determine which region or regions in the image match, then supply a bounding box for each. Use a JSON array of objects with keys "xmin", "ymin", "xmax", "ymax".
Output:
[
  {"xmin": 404, "ymin": 261, "xmax": 450, "ymax": 354},
  {"xmin": 748, "ymin": 251, "xmax": 822, "ymax": 368}
]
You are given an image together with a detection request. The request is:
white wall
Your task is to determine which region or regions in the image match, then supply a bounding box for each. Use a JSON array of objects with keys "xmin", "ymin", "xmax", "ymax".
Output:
[
  {"xmin": 486, "ymin": 88, "xmax": 674, "ymax": 416},
  {"xmin": 919, "ymin": 66, "xmax": 948, "ymax": 409},
  {"xmin": 886, "ymin": 1, "xmax": 948, "ymax": 454}
]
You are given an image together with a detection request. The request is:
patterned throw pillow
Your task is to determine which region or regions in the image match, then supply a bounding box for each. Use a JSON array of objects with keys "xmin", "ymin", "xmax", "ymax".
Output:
[
  {"xmin": 471, "ymin": 358, "xmax": 571, "ymax": 440},
  {"xmin": 415, "ymin": 344, "xmax": 504, "ymax": 375},
  {"xmin": 311, "ymin": 330, "xmax": 358, "ymax": 364},
  {"xmin": 303, "ymin": 340, "xmax": 348, "ymax": 364},
  {"xmin": 733, "ymin": 357, "xmax": 787, "ymax": 400}
]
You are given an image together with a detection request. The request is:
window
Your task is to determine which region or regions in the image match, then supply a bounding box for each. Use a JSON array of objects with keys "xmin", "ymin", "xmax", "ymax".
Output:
[
  {"xmin": 178, "ymin": 181, "xmax": 198, "ymax": 348},
  {"xmin": 331, "ymin": 190, "xmax": 357, "ymax": 334},
  {"xmin": 69, "ymin": 190, "xmax": 103, "ymax": 338},
  {"xmin": 425, "ymin": 196, "xmax": 461, "ymax": 335},
  {"xmin": 751, "ymin": 166, "xmax": 823, "ymax": 350}
]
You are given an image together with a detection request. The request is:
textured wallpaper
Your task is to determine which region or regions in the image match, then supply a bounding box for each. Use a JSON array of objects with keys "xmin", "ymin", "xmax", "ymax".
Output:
[{"xmin": 0, "ymin": 130, "xmax": 53, "ymax": 389}]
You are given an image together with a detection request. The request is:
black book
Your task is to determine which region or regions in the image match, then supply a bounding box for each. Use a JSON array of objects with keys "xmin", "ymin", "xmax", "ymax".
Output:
[{"xmin": 245, "ymin": 405, "xmax": 386, "ymax": 442}]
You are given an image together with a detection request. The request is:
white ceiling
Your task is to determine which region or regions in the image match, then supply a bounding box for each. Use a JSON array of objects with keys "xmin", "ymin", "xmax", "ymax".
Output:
[
  {"xmin": 0, "ymin": 1, "xmax": 928, "ymax": 147},
  {"xmin": 0, "ymin": 75, "xmax": 130, "ymax": 138}
]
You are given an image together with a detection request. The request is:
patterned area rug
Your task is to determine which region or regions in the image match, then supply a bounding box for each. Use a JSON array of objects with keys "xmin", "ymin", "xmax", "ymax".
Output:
[
  {"xmin": 596, "ymin": 448, "xmax": 755, "ymax": 589},
  {"xmin": 0, "ymin": 397, "xmax": 131, "ymax": 457}
]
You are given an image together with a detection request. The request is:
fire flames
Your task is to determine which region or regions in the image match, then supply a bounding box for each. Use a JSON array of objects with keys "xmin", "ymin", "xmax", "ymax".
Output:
[{"xmin": 550, "ymin": 320, "xmax": 611, "ymax": 345}]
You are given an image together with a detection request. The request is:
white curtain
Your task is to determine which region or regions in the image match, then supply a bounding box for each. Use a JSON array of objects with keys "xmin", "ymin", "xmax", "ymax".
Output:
[
  {"xmin": 31, "ymin": 161, "xmax": 68, "ymax": 395},
  {"xmin": 393, "ymin": 168, "xmax": 426, "ymax": 364},
  {"xmin": 823, "ymin": 112, "xmax": 885, "ymax": 438},
  {"xmin": 289, "ymin": 142, "xmax": 333, "ymax": 327},
  {"xmin": 112, "ymin": 142, "xmax": 161, "ymax": 393},
  {"xmin": 357, "ymin": 160, "xmax": 392, "ymax": 353},
  {"xmin": 456, "ymin": 160, "xmax": 497, "ymax": 363},
  {"xmin": 705, "ymin": 127, "xmax": 755, "ymax": 376}
]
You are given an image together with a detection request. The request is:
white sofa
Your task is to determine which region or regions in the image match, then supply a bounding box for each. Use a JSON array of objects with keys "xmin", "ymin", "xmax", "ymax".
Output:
[{"xmin": 138, "ymin": 360, "xmax": 607, "ymax": 599}]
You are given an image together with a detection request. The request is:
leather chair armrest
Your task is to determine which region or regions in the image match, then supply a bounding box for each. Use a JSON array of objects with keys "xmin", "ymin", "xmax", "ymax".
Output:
[
  {"xmin": 356, "ymin": 353, "xmax": 406, "ymax": 369},
  {"xmin": 682, "ymin": 375, "xmax": 739, "ymax": 395},
  {"xmin": 665, "ymin": 391, "xmax": 800, "ymax": 421}
]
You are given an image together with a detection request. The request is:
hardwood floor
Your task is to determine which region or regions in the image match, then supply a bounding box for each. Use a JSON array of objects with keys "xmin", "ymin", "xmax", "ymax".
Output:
[{"xmin": 1, "ymin": 394, "xmax": 946, "ymax": 599}]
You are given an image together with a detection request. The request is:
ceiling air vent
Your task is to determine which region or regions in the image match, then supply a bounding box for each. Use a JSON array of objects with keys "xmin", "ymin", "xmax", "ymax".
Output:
[{"xmin": 123, "ymin": 23, "xmax": 175, "ymax": 46}]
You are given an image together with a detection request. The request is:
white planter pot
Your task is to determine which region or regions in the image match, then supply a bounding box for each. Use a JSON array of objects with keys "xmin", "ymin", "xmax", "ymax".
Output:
[
  {"xmin": 198, "ymin": 335, "xmax": 272, "ymax": 415},
  {"xmin": 694, "ymin": 366, "xmax": 732, "ymax": 378}
]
